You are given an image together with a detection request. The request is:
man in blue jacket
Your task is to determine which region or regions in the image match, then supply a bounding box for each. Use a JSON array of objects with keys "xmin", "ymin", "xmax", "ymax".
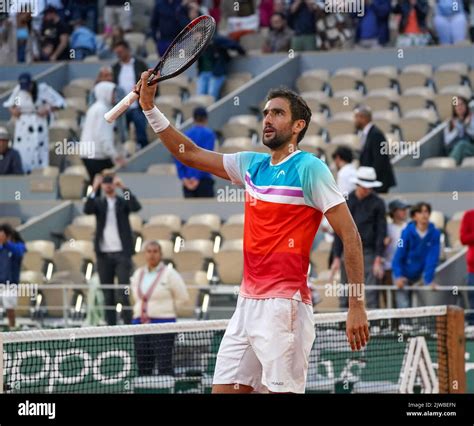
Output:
[{"xmin": 392, "ymin": 202, "xmax": 441, "ymax": 308}]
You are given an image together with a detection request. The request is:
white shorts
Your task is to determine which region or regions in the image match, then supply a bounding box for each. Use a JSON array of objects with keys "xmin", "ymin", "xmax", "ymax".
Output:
[
  {"xmin": 1, "ymin": 293, "xmax": 17, "ymax": 309},
  {"xmin": 213, "ymin": 296, "xmax": 315, "ymax": 393}
]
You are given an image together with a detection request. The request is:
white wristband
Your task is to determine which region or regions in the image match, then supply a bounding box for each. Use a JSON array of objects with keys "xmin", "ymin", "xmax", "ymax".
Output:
[{"xmin": 143, "ymin": 106, "xmax": 170, "ymax": 133}]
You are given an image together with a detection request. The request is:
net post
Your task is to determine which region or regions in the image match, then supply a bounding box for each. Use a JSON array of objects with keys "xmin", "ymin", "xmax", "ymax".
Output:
[
  {"xmin": 436, "ymin": 312, "xmax": 448, "ymax": 393},
  {"xmin": 446, "ymin": 305, "xmax": 466, "ymax": 393}
]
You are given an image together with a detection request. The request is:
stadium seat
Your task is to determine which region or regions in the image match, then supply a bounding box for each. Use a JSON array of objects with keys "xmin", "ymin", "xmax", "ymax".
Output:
[
  {"xmin": 325, "ymin": 118, "xmax": 355, "ymax": 138},
  {"xmin": 239, "ymin": 32, "xmax": 264, "ymax": 51},
  {"xmin": 438, "ymin": 62, "xmax": 469, "ymax": 75},
  {"xmin": 296, "ymin": 75, "xmax": 327, "ymax": 93},
  {"xmin": 363, "ymin": 74, "xmax": 393, "ymax": 92},
  {"xmin": 18, "ymin": 270, "xmax": 44, "ymax": 317},
  {"xmin": 364, "ymin": 93, "xmax": 398, "ymax": 112},
  {"xmin": 69, "ymin": 78, "xmax": 95, "ymax": 91},
  {"xmin": 299, "ymin": 135, "xmax": 326, "ymax": 153},
  {"xmin": 31, "ymin": 166, "xmax": 60, "ymax": 177},
  {"xmin": 147, "ymin": 163, "xmax": 177, "ymax": 175},
  {"xmin": 367, "ymin": 66, "xmax": 398, "ymax": 79},
  {"xmin": 155, "ymin": 95, "xmax": 183, "ymax": 121},
  {"xmin": 181, "ymin": 214, "xmax": 221, "ymax": 240},
  {"xmin": 228, "ymin": 114, "xmax": 259, "ymax": 130},
  {"xmin": 461, "ymin": 157, "xmax": 474, "ymax": 168},
  {"xmin": 331, "ymin": 134, "xmax": 360, "ymax": 151},
  {"xmin": 220, "ymin": 122, "xmax": 256, "ymax": 139},
  {"xmin": 403, "ymin": 108, "xmax": 438, "ymax": 125},
  {"xmin": 181, "ymin": 95, "xmax": 214, "ymax": 121},
  {"xmin": 220, "ymin": 214, "xmax": 244, "ymax": 240},
  {"xmin": 60, "ymin": 240, "xmax": 96, "ymax": 262},
  {"xmin": 173, "ymin": 239, "xmax": 214, "ymax": 272},
  {"xmin": 430, "ymin": 211, "xmax": 445, "ymax": 230},
  {"xmin": 398, "ymin": 65, "xmax": 432, "ymax": 92},
  {"xmin": 52, "ymin": 250, "xmax": 84, "ymax": 275},
  {"xmin": 307, "ymin": 114, "xmax": 328, "ymax": 136},
  {"xmin": 301, "ymin": 68, "xmax": 330, "ymax": 81},
  {"xmin": 129, "ymin": 214, "xmax": 143, "ymax": 234},
  {"xmin": 124, "ymin": 32, "xmax": 146, "ymax": 54},
  {"xmin": 422, "ymin": 157, "xmax": 456, "ymax": 168},
  {"xmin": 214, "ymin": 239, "xmax": 244, "ymax": 284},
  {"xmin": 219, "ymin": 137, "xmax": 253, "ymax": 154},
  {"xmin": 176, "ymin": 270, "xmax": 209, "ymax": 318},
  {"xmin": 0, "ymin": 216, "xmax": 21, "ymax": 227},
  {"xmin": 26, "ymin": 240, "xmax": 55, "ymax": 260},
  {"xmin": 326, "ymin": 90, "xmax": 363, "ymax": 115},
  {"xmin": 159, "ymin": 75, "xmax": 190, "ymax": 97},
  {"xmin": 402, "ymin": 64, "xmax": 433, "ymax": 77},
  {"xmin": 300, "ymin": 91, "xmax": 330, "ymax": 113},
  {"xmin": 398, "ymin": 90, "xmax": 434, "ymax": 115},
  {"xmin": 73, "ymin": 214, "xmax": 96, "ymax": 227},
  {"xmin": 59, "ymin": 167, "xmax": 88, "ymax": 199},
  {"xmin": 333, "ymin": 67, "xmax": 364, "ymax": 80},
  {"xmin": 220, "ymin": 75, "xmax": 253, "ymax": 97},
  {"xmin": 63, "ymin": 84, "xmax": 88, "ymax": 98},
  {"xmin": 147, "ymin": 214, "xmax": 181, "ymax": 239},
  {"xmin": 55, "ymin": 107, "xmax": 78, "ymax": 121},
  {"xmin": 433, "ymin": 70, "xmax": 464, "ymax": 91},
  {"xmin": 329, "ymin": 74, "xmax": 360, "ymax": 92},
  {"xmin": 64, "ymin": 224, "xmax": 95, "ymax": 241},
  {"xmin": 22, "ymin": 251, "xmax": 44, "ymax": 274},
  {"xmin": 64, "ymin": 97, "xmax": 87, "ymax": 113},
  {"xmin": 398, "ymin": 117, "xmax": 432, "ymax": 142}
]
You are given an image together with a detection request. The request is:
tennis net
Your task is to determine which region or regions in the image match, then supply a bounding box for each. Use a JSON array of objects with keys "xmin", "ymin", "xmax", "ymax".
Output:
[{"xmin": 0, "ymin": 305, "xmax": 466, "ymax": 394}]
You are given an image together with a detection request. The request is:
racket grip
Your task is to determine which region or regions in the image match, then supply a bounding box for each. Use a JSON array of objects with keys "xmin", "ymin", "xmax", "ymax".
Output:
[{"xmin": 104, "ymin": 91, "xmax": 139, "ymax": 123}]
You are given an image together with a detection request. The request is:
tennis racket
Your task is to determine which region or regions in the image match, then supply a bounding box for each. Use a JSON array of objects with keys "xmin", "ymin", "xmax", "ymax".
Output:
[{"xmin": 104, "ymin": 15, "xmax": 216, "ymax": 123}]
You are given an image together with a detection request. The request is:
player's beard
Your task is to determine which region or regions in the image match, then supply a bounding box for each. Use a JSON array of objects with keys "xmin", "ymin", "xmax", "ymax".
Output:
[{"xmin": 262, "ymin": 127, "xmax": 292, "ymax": 150}]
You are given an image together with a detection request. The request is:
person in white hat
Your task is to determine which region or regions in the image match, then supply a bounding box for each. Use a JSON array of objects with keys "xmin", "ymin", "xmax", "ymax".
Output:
[{"xmin": 331, "ymin": 167, "xmax": 387, "ymax": 309}]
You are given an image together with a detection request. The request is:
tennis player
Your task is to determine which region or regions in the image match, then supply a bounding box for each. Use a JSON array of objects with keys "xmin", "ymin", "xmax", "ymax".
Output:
[{"xmin": 137, "ymin": 71, "xmax": 369, "ymax": 394}]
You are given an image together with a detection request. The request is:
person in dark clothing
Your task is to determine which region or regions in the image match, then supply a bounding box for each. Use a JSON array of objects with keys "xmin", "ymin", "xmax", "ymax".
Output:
[
  {"xmin": 151, "ymin": 0, "xmax": 190, "ymax": 57},
  {"xmin": 112, "ymin": 41, "xmax": 149, "ymax": 149},
  {"xmin": 354, "ymin": 0, "xmax": 391, "ymax": 48},
  {"xmin": 288, "ymin": 0, "xmax": 317, "ymax": 51},
  {"xmin": 175, "ymin": 107, "xmax": 216, "ymax": 198},
  {"xmin": 331, "ymin": 167, "xmax": 387, "ymax": 309},
  {"xmin": 0, "ymin": 128, "xmax": 23, "ymax": 175},
  {"xmin": 0, "ymin": 224, "xmax": 26, "ymax": 329},
  {"xmin": 355, "ymin": 105, "xmax": 396, "ymax": 194},
  {"xmin": 84, "ymin": 173, "xmax": 142, "ymax": 325},
  {"xmin": 392, "ymin": 0, "xmax": 431, "ymax": 47},
  {"xmin": 197, "ymin": 33, "xmax": 246, "ymax": 100},
  {"xmin": 40, "ymin": 6, "xmax": 70, "ymax": 61},
  {"xmin": 66, "ymin": 0, "xmax": 98, "ymax": 32}
]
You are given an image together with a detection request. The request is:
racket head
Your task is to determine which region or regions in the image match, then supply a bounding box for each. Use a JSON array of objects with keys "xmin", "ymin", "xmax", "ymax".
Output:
[{"xmin": 147, "ymin": 15, "xmax": 216, "ymax": 86}]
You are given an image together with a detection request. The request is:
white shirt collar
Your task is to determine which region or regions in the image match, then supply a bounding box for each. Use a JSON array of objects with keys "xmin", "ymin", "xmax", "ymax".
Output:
[{"xmin": 362, "ymin": 122, "xmax": 373, "ymax": 136}]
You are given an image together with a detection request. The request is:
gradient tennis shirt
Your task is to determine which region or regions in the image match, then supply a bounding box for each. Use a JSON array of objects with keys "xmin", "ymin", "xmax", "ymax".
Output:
[{"xmin": 223, "ymin": 150, "xmax": 346, "ymax": 305}]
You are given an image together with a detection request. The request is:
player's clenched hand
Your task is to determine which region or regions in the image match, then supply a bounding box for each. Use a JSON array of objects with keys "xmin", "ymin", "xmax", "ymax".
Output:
[
  {"xmin": 346, "ymin": 306, "xmax": 369, "ymax": 351},
  {"xmin": 138, "ymin": 70, "xmax": 158, "ymax": 111}
]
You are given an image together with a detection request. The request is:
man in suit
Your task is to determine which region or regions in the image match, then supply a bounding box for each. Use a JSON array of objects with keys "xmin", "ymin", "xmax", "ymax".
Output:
[
  {"xmin": 112, "ymin": 40, "xmax": 149, "ymax": 149},
  {"xmin": 84, "ymin": 172, "xmax": 142, "ymax": 325},
  {"xmin": 354, "ymin": 105, "xmax": 396, "ymax": 193}
]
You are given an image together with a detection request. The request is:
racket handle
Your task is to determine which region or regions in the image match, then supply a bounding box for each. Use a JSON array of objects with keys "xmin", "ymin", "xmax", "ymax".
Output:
[{"xmin": 104, "ymin": 91, "xmax": 139, "ymax": 123}]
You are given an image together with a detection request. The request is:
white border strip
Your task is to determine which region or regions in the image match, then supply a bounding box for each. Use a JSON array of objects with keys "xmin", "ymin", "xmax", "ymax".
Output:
[{"xmin": 0, "ymin": 306, "xmax": 447, "ymax": 344}]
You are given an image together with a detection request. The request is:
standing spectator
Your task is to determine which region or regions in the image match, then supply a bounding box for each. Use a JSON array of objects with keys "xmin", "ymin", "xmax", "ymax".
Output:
[
  {"xmin": 151, "ymin": 0, "xmax": 189, "ymax": 57},
  {"xmin": 393, "ymin": 0, "xmax": 432, "ymax": 47},
  {"xmin": 84, "ymin": 173, "xmax": 142, "ymax": 326},
  {"xmin": 66, "ymin": 0, "xmax": 98, "ymax": 33},
  {"xmin": 331, "ymin": 167, "xmax": 386, "ymax": 309},
  {"xmin": 313, "ymin": 3, "xmax": 354, "ymax": 50},
  {"xmin": 382, "ymin": 199, "xmax": 410, "ymax": 307},
  {"xmin": 0, "ymin": 12, "xmax": 16, "ymax": 65},
  {"xmin": 0, "ymin": 224, "xmax": 26, "ymax": 330},
  {"xmin": 39, "ymin": 6, "xmax": 70, "ymax": 61},
  {"xmin": 16, "ymin": 12, "xmax": 40, "ymax": 63},
  {"xmin": 353, "ymin": 0, "xmax": 391, "ymax": 48},
  {"xmin": 288, "ymin": 0, "xmax": 317, "ymax": 51},
  {"xmin": 70, "ymin": 18, "xmax": 96, "ymax": 60},
  {"xmin": 112, "ymin": 40, "xmax": 149, "ymax": 149},
  {"xmin": 197, "ymin": 33, "xmax": 246, "ymax": 100},
  {"xmin": 262, "ymin": 12, "xmax": 294, "ymax": 53},
  {"xmin": 259, "ymin": 0, "xmax": 275, "ymax": 28},
  {"xmin": 97, "ymin": 25, "xmax": 125, "ymax": 59},
  {"xmin": 331, "ymin": 146, "xmax": 356, "ymax": 199},
  {"xmin": 443, "ymin": 96, "xmax": 474, "ymax": 165},
  {"xmin": 131, "ymin": 241, "xmax": 189, "ymax": 376},
  {"xmin": 460, "ymin": 209, "xmax": 474, "ymax": 324},
  {"xmin": 3, "ymin": 73, "xmax": 65, "ymax": 173},
  {"xmin": 392, "ymin": 202, "xmax": 441, "ymax": 308},
  {"xmin": 80, "ymin": 81, "xmax": 125, "ymax": 183},
  {"xmin": 355, "ymin": 105, "xmax": 396, "ymax": 193},
  {"xmin": 104, "ymin": 0, "xmax": 132, "ymax": 33},
  {"xmin": 0, "ymin": 128, "xmax": 23, "ymax": 175},
  {"xmin": 175, "ymin": 107, "xmax": 216, "ymax": 198},
  {"xmin": 433, "ymin": 0, "xmax": 468, "ymax": 44}
]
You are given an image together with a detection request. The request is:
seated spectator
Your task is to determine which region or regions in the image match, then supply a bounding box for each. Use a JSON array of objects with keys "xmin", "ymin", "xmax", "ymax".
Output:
[
  {"xmin": 314, "ymin": 4, "xmax": 353, "ymax": 50},
  {"xmin": 3, "ymin": 73, "xmax": 65, "ymax": 173},
  {"xmin": 288, "ymin": 0, "xmax": 317, "ymax": 51},
  {"xmin": 353, "ymin": 0, "xmax": 391, "ymax": 48},
  {"xmin": 175, "ymin": 107, "xmax": 216, "ymax": 198},
  {"xmin": 131, "ymin": 240, "xmax": 189, "ymax": 376},
  {"xmin": 433, "ymin": 0, "xmax": 468, "ymax": 44},
  {"xmin": 460, "ymin": 209, "xmax": 474, "ymax": 324},
  {"xmin": 197, "ymin": 33, "xmax": 246, "ymax": 100},
  {"xmin": 262, "ymin": 12, "xmax": 294, "ymax": 53},
  {"xmin": 80, "ymin": 81, "xmax": 125, "ymax": 183},
  {"xmin": 39, "ymin": 6, "xmax": 70, "ymax": 61},
  {"xmin": 392, "ymin": 0, "xmax": 432, "ymax": 47},
  {"xmin": 392, "ymin": 202, "xmax": 441, "ymax": 308},
  {"xmin": 16, "ymin": 12, "xmax": 40, "ymax": 63},
  {"xmin": 331, "ymin": 146, "xmax": 356, "ymax": 199},
  {"xmin": 97, "ymin": 25, "xmax": 124, "ymax": 59},
  {"xmin": 70, "ymin": 18, "xmax": 96, "ymax": 60},
  {"xmin": 0, "ymin": 12, "xmax": 16, "ymax": 65},
  {"xmin": 0, "ymin": 127, "xmax": 23, "ymax": 175},
  {"xmin": 66, "ymin": 0, "xmax": 98, "ymax": 32},
  {"xmin": 443, "ymin": 96, "xmax": 474, "ymax": 165}
]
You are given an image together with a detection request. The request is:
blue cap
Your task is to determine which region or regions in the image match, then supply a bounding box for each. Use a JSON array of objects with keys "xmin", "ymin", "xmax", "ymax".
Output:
[
  {"xmin": 193, "ymin": 107, "xmax": 208, "ymax": 120},
  {"xmin": 18, "ymin": 73, "xmax": 32, "ymax": 90}
]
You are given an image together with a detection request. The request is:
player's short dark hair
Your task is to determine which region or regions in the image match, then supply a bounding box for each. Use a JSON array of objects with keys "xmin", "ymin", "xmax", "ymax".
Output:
[
  {"xmin": 410, "ymin": 202, "xmax": 432, "ymax": 218},
  {"xmin": 113, "ymin": 40, "xmax": 130, "ymax": 50},
  {"xmin": 0, "ymin": 223, "xmax": 13, "ymax": 237},
  {"xmin": 332, "ymin": 146, "xmax": 353, "ymax": 163},
  {"xmin": 265, "ymin": 87, "xmax": 312, "ymax": 143}
]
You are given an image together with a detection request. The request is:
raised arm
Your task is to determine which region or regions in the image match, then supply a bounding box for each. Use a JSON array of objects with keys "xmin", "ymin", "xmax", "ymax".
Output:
[{"xmin": 138, "ymin": 71, "xmax": 231, "ymax": 181}]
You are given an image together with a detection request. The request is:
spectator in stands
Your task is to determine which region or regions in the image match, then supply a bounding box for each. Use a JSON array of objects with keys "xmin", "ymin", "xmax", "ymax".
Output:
[
  {"xmin": 262, "ymin": 12, "xmax": 294, "ymax": 53},
  {"xmin": 443, "ymin": 96, "xmax": 474, "ymax": 165},
  {"xmin": 433, "ymin": 0, "xmax": 468, "ymax": 44},
  {"xmin": 354, "ymin": 105, "xmax": 396, "ymax": 193},
  {"xmin": 313, "ymin": 3, "xmax": 353, "ymax": 50},
  {"xmin": 84, "ymin": 172, "xmax": 142, "ymax": 326},
  {"xmin": 16, "ymin": 12, "xmax": 40, "ymax": 63},
  {"xmin": 70, "ymin": 18, "xmax": 96, "ymax": 60},
  {"xmin": 288, "ymin": 0, "xmax": 317, "ymax": 51},
  {"xmin": 353, "ymin": 0, "xmax": 391, "ymax": 48},
  {"xmin": 0, "ymin": 127, "xmax": 23, "ymax": 175},
  {"xmin": 39, "ymin": 6, "xmax": 70, "ymax": 61},
  {"xmin": 97, "ymin": 25, "xmax": 125, "ymax": 59},
  {"xmin": 131, "ymin": 240, "xmax": 189, "ymax": 376},
  {"xmin": 151, "ymin": 0, "xmax": 190, "ymax": 57},
  {"xmin": 331, "ymin": 167, "xmax": 387, "ymax": 309},
  {"xmin": 259, "ymin": 0, "xmax": 275, "ymax": 28},
  {"xmin": 3, "ymin": 73, "xmax": 65, "ymax": 173},
  {"xmin": 460, "ymin": 209, "xmax": 474, "ymax": 324},
  {"xmin": 104, "ymin": 0, "xmax": 132, "ymax": 33},
  {"xmin": 392, "ymin": 202, "xmax": 440, "ymax": 308},
  {"xmin": 66, "ymin": 0, "xmax": 98, "ymax": 33},
  {"xmin": 392, "ymin": 0, "xmax": 432, "ymax": 47},
  {"xmin": 175, "ymin": 107, "xmax": 216, "ymax": 198},
  {"xmin": 113, "ymin": 40, "xmax": 149, "ymax": 149},
  {"xmin": 382, "ymin": 199, "xmax": 410, "ymax": 307},
  {"xmin": 0, "ymin": 12, "xmax": 16, "ymax": 65},
  {"xmin": 331, "ymin": 146, "xmax": 356, "ymax": 199},
  {"xmin": 80, "ymin": 81, "xmax": 125, "ymax": 183},
  {"xmin": 197, "ymin": 33, "xmax": 246, "ymax": 100},
  {"xmin": 0, "ymin": 224, "xmax": 26, "ymax": 330}
]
